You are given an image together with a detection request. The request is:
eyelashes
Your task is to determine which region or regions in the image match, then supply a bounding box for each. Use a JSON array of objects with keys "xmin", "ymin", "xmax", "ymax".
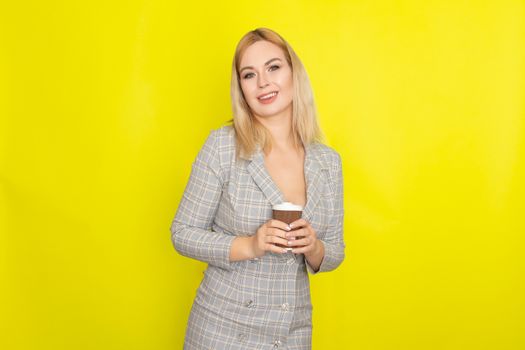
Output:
[{"xmin": 242, "ymin": 65, "xmax": 281, "ymax": 80}]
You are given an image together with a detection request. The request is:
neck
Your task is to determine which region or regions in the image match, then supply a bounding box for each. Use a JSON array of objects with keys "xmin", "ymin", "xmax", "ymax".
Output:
[{"xmin": 254, "ymin": 107, "xmax": 298, "ymax": 151}]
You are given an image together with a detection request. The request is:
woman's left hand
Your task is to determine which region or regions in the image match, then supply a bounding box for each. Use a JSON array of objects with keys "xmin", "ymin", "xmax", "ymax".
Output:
[{"xmin": 284, "ymin": 218, "xmax": 319, "ymax": 255}]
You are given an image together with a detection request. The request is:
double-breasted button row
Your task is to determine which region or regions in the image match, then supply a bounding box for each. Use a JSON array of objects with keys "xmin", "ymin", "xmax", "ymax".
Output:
[{"xmin": 244, "ymin": 299, "xmax": 292, "ymax": 313}]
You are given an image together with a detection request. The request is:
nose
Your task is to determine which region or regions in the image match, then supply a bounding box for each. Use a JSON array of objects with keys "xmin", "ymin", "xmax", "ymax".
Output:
[{"xmin": 257, "ymin": 73, "xmax": 269, "ymax": 89}]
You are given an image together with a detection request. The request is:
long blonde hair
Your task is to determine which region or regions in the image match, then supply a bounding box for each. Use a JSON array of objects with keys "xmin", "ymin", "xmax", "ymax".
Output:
[{"xmin": 229, "ymin": 28, "xmax": 323, "ymax": 160}]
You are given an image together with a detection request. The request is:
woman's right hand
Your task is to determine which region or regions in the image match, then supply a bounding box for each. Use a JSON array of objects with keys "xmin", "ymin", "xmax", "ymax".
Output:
[{"xmin": 251, "ymin": 219, "xmax": 292, "ymax": 258}]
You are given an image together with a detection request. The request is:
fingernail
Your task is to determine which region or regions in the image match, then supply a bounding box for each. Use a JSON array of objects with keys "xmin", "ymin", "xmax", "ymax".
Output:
[
  {"xmin": 289, "ymin": 223, "xmax": 294, "ymax": 229},
  {"xmin": 282, "ymin": 249, "xmax": 288, "ymax": 253},
  {"xmin": 287, "ymin": 241, "xmax": 292, "ymax": 246},
  {"xmin": 286, "ymin": 225, "xmax": 291, "ymax": 231}
]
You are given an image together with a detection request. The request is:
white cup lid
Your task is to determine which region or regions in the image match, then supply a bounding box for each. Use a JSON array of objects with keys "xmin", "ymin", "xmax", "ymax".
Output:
[{"xmin": 272, "ymin": 202, "xmax": 303, "ymax": 211}]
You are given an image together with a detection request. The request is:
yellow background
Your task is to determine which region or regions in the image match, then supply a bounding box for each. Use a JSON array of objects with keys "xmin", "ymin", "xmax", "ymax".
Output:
[{"xmin": 1, "ymin": 1, "xmax": 524, "ymax": 349}]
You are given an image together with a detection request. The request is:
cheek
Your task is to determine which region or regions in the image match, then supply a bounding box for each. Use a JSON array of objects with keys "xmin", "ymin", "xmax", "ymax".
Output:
[
  {"xmin": 240, "ymin": 81, "xmax": 256, "ymax": 100},
  {"xmin": 282, "ymin": 82, "xmax": 293, "ymax": 104},
  {"xmin": 279, "ymin": 72, "xmax": 293, "ymax": 94},
  {"xmin": 239, "ymin": 81, "xmax": 248, "ymax": 97}
]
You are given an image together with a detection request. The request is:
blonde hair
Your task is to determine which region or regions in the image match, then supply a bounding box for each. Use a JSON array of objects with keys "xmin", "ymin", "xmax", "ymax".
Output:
[{"xmin": 229, "ymin": 28, "xmax": 324, "ymax": 160}]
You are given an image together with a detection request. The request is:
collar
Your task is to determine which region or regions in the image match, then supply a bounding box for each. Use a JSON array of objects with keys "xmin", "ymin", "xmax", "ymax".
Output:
[{"xmin": 245, "ymin": 142, "xmax": 327, "ymax": 222}]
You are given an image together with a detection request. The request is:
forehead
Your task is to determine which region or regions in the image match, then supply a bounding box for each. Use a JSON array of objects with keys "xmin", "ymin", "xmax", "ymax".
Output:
[{"xmin": 240, "ymin": 40, "xmax": 286, "ymax": 67}]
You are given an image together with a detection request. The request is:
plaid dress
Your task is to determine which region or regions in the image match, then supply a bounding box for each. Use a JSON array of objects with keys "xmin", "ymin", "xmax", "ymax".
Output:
[{"xmin": 170, "ymin": 125, "xmax": 345, "ymax": 349}]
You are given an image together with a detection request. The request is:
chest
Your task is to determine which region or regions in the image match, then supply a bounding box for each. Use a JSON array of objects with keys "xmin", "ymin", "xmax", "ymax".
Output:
[
  {"xmin": 216, "ymin": 148, "xmax": 333, "ymax": 239},
  {"xmin": 264, "ymin": 152, "xmax": 306, "ymax": 207}
]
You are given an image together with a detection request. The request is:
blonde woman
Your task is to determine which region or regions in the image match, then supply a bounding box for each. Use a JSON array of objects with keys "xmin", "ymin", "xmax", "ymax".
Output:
[{"xmin": 171, "ymin": 28, "xmax": 345, "ymax": 349}]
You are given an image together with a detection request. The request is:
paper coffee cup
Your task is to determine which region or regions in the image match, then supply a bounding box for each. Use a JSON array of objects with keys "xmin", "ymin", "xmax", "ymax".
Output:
[{"xmin": 272, "ymin": 202, "xmax": 303, "ymax": 251}]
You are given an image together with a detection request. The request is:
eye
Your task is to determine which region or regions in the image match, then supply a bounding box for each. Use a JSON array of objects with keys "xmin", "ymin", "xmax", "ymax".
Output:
[
  {"xmin": 269, "ymin": 65, "xmax": 280, "ymax": 71},
  {"xmin": 243, "ymin": 72, "xmax": 255, "ymax": 79}
]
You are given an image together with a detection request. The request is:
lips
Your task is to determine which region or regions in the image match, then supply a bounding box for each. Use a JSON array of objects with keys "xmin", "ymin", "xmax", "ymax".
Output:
[{"xmin": 257, "ymin": 91, "xmax": 278, "ymax": 100}]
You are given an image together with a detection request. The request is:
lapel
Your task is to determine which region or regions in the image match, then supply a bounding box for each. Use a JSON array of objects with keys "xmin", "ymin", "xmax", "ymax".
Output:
[{"xmin": 246, "ymin": 143, "xmax": 326, "ymax": 222}]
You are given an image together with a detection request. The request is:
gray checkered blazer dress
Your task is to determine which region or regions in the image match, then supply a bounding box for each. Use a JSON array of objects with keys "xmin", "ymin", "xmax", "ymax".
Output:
[{"xmin": 170, "ymin": 125, "xmax": 345, "ymax": 349}]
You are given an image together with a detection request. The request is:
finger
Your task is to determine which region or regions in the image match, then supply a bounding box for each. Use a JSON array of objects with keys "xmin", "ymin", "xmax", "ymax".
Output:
[
  {"xmin": 289, "ymin": 218, "xmax": 309, "ymax": 229},
  {"xmin": 266, "ymin": 243, "xmax": 289, "ymax": 254},
  {"xmin": 285, "ymin": 228, "xmax": 308, "ymax": 239},
  {"xmin": 267, "ymin": 219, "xmax": 292, "ymax": 232},
  {"xmin": 268, "ymin": 227, "xmax": 288, "ymax": 239},
  {"xmin": 287, "ymin": 237, "xmax": 310, "ymax": 247},
  {"xmin": 291, "ymin": 245, "xmax": 312, "ymax": 254},
  {"xmin": 265, "ymin": 235, "xmax": 289, "ymax": 247}
]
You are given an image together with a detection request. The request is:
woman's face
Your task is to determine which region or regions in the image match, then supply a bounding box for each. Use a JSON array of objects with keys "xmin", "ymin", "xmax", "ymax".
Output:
[{"xmin": 238, "ymin": 40, "xmax": 293, "ymax": 121}]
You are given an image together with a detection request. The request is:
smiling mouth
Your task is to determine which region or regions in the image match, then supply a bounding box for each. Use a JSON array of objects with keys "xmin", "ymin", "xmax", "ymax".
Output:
[{"xmin": 258, "ymin": 91, "xmax": 278, "ymax": 100}]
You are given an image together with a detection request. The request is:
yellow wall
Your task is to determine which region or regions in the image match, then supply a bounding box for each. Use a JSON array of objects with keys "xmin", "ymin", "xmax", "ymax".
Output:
[{"xmin": 1, "ymin": 1, "xmax": 524, "ymax": 349}]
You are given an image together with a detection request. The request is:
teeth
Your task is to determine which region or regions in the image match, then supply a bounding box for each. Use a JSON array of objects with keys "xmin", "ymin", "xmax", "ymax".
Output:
[{"xmin": 259, "ymin": 92, "xmax": 277, "ymax": 100}]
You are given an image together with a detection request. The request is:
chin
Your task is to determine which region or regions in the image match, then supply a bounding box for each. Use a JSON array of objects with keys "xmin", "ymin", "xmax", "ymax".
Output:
[
  {"xmin": 252, "ymin": 105, "xmax": 291, "ymax": 119},
  {"xmin": 255, "ymin": 111, "xmax": 285, "ymax": 119}
]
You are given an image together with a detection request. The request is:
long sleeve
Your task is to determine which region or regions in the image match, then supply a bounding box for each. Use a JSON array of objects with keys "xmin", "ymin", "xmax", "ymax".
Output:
[
  {"xmin": 170, "ymin": 129, "xmax": 236, "ymax": 271},
  {"xmin": 306, "ymin": 152, "xmax": 345, "ymax": 274}
]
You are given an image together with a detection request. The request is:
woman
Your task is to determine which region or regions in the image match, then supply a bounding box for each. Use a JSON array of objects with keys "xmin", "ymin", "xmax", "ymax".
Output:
[{"xmin": 171, "ymin": 28, "xmax": 345, "ymax": 349}]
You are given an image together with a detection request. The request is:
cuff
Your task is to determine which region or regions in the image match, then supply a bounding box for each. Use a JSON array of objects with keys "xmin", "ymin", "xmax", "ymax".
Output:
[{"xmin": 306, "ymin": 239, "xmax": 344, "ymax": 275}]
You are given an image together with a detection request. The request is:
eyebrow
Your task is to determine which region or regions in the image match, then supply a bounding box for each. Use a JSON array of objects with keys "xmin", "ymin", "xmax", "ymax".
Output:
[{"xmin": 239, "ymin": 58, "xmax": 282, "ymax": 74}]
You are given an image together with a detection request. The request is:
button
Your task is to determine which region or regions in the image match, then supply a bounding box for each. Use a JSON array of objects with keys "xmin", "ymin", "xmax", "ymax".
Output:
[
  {"xmin": 286, "ymin": 258, "xmax": 295, "ymax": 265},
  {"xmin": 237, "ymin": 333, "xmax": 247, "ymax": 342},
  {"xmin": 281, "ymin": 303, "xmax": 289, "ymax": 311},
  {"xmin": 273, "ymin": 340, "xmax": 282, "ymax": 348},
  {"xmin": 244, "ymin": 299, "xmax": 254, "ymax": 308}
]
